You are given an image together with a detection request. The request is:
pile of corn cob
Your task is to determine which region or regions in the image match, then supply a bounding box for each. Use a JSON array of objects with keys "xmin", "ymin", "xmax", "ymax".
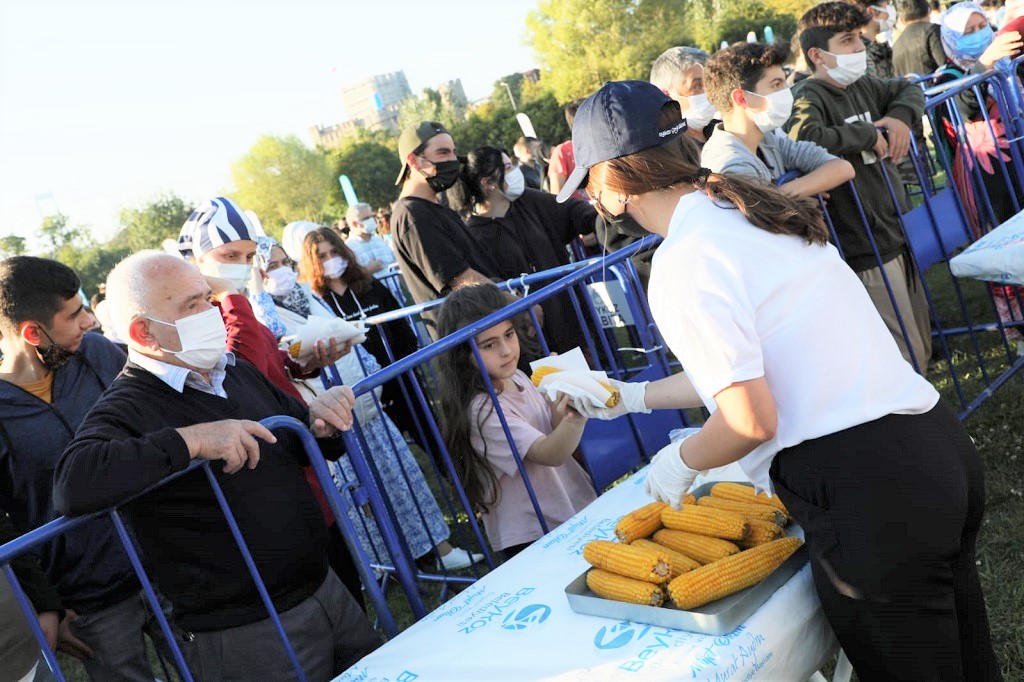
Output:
[{"xmin": 582, "ymin": 483, "xmax": 803, "ymax": 610}]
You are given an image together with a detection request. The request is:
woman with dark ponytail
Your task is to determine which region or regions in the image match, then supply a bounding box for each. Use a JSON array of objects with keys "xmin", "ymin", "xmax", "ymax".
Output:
[
  {"xmin": 559, "ymin": 81, "xmax": 997, "ymax": 680},
  {"xmin": 445, "ymin": 145, "xmax": 599, "ymax": 353}
]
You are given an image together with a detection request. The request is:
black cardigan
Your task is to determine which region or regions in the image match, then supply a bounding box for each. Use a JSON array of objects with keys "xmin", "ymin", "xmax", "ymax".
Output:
[{"xmin": 54, "ymin": 359, "xmax": 345, "ymax": 632}]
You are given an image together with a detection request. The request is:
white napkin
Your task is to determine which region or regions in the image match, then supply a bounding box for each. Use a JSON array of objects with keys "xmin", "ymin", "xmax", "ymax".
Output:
[
  {"xmin": 281, "ymin": 316, "xmax": 367, "ymax": 361},
  {"xmin": 528, "ymin": 348, "xmax": 616, "ymax": 409}
]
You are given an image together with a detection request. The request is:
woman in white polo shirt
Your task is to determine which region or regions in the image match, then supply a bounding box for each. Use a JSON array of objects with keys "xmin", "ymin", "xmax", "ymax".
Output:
[{"xmin": 556, "ymin": 81, "xmax": 999, "ymax": 681}]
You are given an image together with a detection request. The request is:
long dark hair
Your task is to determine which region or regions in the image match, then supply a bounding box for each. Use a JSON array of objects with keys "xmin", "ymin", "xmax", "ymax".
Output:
[
  {"xmin": 435, "ymin": 283, "xmax": 512, "ymax": 512},
  {"xmin": 298, "ymin": 227, "xmax": 373, "ymax": 296},
  {"xmin": 446, "ymin": 146, "xmax": 506, "ymax": 220},
  {"xmin": 587, "ymin": 106, "xmax": 829, "ymax": 246}
]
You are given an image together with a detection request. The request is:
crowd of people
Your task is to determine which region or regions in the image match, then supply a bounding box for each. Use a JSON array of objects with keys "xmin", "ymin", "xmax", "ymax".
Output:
[{"xmin": 1, "ymin": 0, "xmax": 1021, "ymax": 679}]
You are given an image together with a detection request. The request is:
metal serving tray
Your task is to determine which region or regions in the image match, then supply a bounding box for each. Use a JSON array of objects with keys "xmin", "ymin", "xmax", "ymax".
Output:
[{"xmin": 564, "ymin": 482, "xmax": 808, "ymax": 636}]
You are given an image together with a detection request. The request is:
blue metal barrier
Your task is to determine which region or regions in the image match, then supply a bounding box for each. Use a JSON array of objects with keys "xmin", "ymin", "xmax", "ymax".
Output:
[
  {"xmin": 0, "ymin": 417, "xmax": 396, "ymax": 680},
  {"xmin": 313, "ymin": 235, "xmax": 692, "ymax": 613}
]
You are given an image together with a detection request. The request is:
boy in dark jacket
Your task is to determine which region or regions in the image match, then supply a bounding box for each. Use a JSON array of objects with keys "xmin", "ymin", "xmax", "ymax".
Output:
[
  {"xmin": 0, "ymin": 256, "xmax": 154, "ymax": 680},
  {"xmin": 787, "ymin": 1, "xmax": 932, "ymax": 370}
]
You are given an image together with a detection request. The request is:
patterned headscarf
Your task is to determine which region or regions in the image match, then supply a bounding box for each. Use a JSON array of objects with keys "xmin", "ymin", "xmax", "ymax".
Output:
[
  {"xmin": 254, "ymin": 235, "xmax": 310, "ymax": 318},
  {"xmin": 178, "ymin": 197, "xmax": 264, "ymax": 258},
  {"xmin": 941, "ymin": 3, "xmax": 990, "ymax": 71}
]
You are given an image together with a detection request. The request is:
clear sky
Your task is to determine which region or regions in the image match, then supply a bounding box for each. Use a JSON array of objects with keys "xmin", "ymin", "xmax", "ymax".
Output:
[{"xmin": 0, "ymin": 0, "xmax": 540, "ymax": 250}]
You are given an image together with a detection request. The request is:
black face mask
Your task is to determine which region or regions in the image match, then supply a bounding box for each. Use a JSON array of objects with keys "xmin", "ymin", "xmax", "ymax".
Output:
[
  {"xmin": 596, "ymin": 203, "xmax": 648, "ymax": 239},
  {"xmin": 424, "ymin": 159, "xmax": 461, "ymax": 193},
  {"xmin": 36, "ymin": 327, "xmax": 76, "ymax": 371},
  {"xmin": 607, "ymin": 211, "xmax": 649, "ymax": 238}
]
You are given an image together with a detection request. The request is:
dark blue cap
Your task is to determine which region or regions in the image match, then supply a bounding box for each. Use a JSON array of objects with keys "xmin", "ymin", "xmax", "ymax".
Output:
[{"xmin": 556, "ymin": 80, "xmax": 687, "ymax": 203}]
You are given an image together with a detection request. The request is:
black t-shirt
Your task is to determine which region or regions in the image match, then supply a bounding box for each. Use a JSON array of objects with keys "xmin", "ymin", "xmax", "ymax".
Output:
[
  {"xmin": 464, "ymin": 189, "xmax": 596, "ymax": 278},
  {"xmin": 391, "ymin": 196, "xmax": 498, "ymax": 305}
]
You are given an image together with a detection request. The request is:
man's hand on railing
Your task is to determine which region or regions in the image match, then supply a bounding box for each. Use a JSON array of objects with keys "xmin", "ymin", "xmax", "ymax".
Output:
[
  {"xmin": 177, "ymin": 420, "xmax": 277, "ymax": 474},
  {"xmin": 308, "ymin": 385, "xmax": 356, "ymax": 437},
  {"xmin": 876, "ymin": 117, "xmax": 911, "ymax": 161}
]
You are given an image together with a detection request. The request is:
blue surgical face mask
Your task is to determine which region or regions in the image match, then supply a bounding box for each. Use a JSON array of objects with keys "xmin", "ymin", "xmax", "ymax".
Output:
[{"xmin": 957, "ymin": 25, "xmax": 994, "ymax": 59}]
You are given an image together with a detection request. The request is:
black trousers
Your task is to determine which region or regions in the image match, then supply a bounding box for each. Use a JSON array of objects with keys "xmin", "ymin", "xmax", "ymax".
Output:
[{"xmin": 770, "ymin": 401, "xmax": 1002, "ymax": 681}]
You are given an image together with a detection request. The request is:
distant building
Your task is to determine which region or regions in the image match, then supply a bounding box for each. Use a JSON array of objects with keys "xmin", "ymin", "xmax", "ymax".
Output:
[
  {"xmin": 341, "ymin": 71, "xmax": 411, "ymax": 131},
  {"xmin": 309, "ymin": 72, "xmax": 475, "ymax": 150}
]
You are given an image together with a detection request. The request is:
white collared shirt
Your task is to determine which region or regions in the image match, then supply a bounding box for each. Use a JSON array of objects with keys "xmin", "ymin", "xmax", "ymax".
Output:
[
  {"xmin": 128, "ymin": 349, "xmax": 235, "ymax": 399},
  {"xmin": 648, "ymin": 191, "xmax": 938, "ymax": 491}
]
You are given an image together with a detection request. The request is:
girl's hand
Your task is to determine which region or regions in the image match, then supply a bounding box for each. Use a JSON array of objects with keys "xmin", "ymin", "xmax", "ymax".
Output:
[{"xmin": 551, "ymin": 392, "xmax": 587, "ymax": 425}]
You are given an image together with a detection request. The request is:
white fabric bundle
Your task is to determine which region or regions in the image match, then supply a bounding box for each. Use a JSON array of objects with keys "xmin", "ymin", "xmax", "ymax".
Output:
[
  {"xmin": 281, "ymin": 315, "xmax": 367, "ymax": 362},
  {"xmin": 528, "ymin": 347, "xmax": 618, "ymax": 409}
]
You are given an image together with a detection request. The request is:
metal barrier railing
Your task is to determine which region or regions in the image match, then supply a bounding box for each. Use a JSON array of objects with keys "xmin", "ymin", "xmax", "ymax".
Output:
[{"xmin": 0, "ymin": 417, "xmax": 397, "ymax": 680}]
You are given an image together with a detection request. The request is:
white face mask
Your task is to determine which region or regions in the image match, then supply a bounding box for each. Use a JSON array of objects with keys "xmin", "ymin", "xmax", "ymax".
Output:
[
  {"xmin": 199, "ymin": 260, "xmax": 252, "ymax": 292},
  {"xmin": 147, "ymin": 307, "xmax": 227, "ymax": 370},
  {"xmin": 871, "ymin": 5, "xmax": 897, "ymax": 31},
  {"xmin": 820, "ymin": 49, "xmax": 868, "ymax": 86},
  {"xmin": 679, "ymin": 92, "xmax": 718, "ymax": 129},
  {"xmin": 264, "ymin": 266, "xmax": 298, "ymax": 296},
  {"xmin": 502, "ymin": 166, "xmax": 526, "ymax": 201},
  {"xmin": 359, "ymin": 217, "xmax": 378, "ymax": 235},
  {"xmin": 322, "ymin": 256, "xmax": 348, "ymax": 279},
  {"xmin": 743, "ymin": 88, "xmax": 795, "ymax": 133}
]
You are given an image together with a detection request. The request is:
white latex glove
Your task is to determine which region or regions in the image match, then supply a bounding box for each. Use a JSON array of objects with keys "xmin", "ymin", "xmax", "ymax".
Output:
[
  {"xmin": 644, "ymin": 432, "xmax": 706, "ymax": 508},
  {"xmin": 573, "ymin": 379, "xmax": 651, "ymax": 420}
]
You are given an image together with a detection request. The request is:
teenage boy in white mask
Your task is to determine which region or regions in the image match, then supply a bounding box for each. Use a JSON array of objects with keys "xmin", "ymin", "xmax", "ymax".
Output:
[
  {"xmin": 649, "ymin": 46, "xmax": 719, "ymax": 147},
  {"xmin": 344, "ymin": 202, "xmax": 397, "ymax": 279},
  {"xmin": 701, "ymin": 41, "xmax": 854, "ymax": 197},
  {"xmin": 787, "ymin": 1, "xmax": 932, "ymax": 370}
]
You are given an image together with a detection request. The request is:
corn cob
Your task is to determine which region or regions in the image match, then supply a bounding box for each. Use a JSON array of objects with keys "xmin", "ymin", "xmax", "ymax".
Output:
[
  {"xmin": 652, "ymin": 529, "xmax": 740, "ymax": 565},
  {"xmin": 661, "ymin": 505, "xmax": 749, "ymax": 541},
  {"xmin": 632, "ymin": 539, "xmax": 701, "ymax": 579},
  {"xmin": 696, "ymin": 496, "xmax": 787, "ymax": 526},
  {"xmin": 737, "ymin": 518, "xmax": 785, "ymax": 548},
  {"xmin": 529, "ymin": 367, "xmax": 620, "ymax": 407},
  {"xmin": 583, "ymin": 540, "xmax": 672, "ymax": 583},
  {"xmin": 682, "ymin": 494, "xmax": 696, "ymax": 506},
  {"xmin": 710, "ymin": 482, "xmax": 790, "ymax": 518},
  {"xmin": 667, "ymin": 536, "xmax": 803, "ymax": 610},
  {"xmin": 615, "ymin": 501, "xmax": 669, "ymax": 543},
  {"xmin": 587, "ymin": 568, "xmax": 665, "ymax": 606}
]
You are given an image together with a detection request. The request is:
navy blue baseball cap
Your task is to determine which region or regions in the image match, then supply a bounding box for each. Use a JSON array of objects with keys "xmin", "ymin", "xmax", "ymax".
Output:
[{"xmin": 556, "ymin": 80, "xmax": 687, "ymax": 203}]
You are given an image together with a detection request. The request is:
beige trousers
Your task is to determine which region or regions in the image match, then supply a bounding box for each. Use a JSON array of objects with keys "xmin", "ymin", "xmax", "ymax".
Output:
[{"xmin": 857, "ymin": 253, "xmax": 933, "ymax": 371}]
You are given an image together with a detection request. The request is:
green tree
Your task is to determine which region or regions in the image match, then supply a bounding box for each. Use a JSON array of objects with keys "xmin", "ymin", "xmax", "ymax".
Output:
[
  {"xmin": 526, "ymin": 0, "xmax": 691, "ymax": 103},
  {"xmin": 57, "ymin": 243, "xmax": 130, "ymax": 296},
  {"xmin": 397, "ymin": 87, "xmax": 468, "ymax": 131},
  {"xmin": 328, "ymin": 138, "xmax": 402, "ymax": 214},
  {"xmin": 114, "ymin": 192, "xmax": 193, "ymax": 253},
  {"xmin": 230, "ymin": 135, "xmax": 334, "ymax": 237},
  {"xmin": 0, "ymin": 235, "xmax": 26, "ymax": 258},
  {"xmin": 687, "ymin": 0, "xmax": 799, "ymax": 51},
  {"xmin": 39, "ymin": 214, "xmax": 81, "ymax": 252}
]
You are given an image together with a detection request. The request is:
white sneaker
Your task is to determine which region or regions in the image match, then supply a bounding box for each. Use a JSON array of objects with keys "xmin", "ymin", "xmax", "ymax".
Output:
[{"xmin": 438, "ymin": 546, "xmax": 485, "ymax": 571}]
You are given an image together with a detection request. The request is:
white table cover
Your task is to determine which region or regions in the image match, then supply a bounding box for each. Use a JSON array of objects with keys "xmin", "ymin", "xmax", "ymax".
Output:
[{"xmin": 337, "ymin": 464, "xmax": 838, "ymax": 682}]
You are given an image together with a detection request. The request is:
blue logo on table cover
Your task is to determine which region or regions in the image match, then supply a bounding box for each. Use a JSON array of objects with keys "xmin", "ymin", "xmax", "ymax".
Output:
[
  {"xmin": 594, "ymin": 622, "xmax": 652, "ymax": 649},
  {"xmin": 501, "ymin": 603, "xmax": 552, "ymax": 630}
]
